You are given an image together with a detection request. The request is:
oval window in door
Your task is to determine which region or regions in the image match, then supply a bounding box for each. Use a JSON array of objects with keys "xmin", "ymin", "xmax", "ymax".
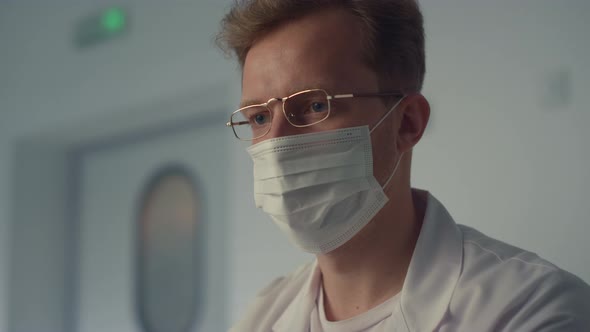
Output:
[{"xmin": 136, "ymin": 166, "xmax": 201, "ymax": 332}]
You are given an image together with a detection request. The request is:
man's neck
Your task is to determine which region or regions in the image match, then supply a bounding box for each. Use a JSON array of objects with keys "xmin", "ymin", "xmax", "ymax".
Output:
[{"xmin": 316, "ymin": 188, "xmax": 424, "ymax": 321}]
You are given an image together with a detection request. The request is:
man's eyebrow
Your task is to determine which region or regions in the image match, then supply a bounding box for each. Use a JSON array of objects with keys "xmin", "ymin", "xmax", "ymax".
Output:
[
  {"xmin": 239, "ymin": 98, "xmax": 267, "ymax": 108},
  {"xmin": 239, "ymin": 83, "xmax": 339, "ymax": 108}
]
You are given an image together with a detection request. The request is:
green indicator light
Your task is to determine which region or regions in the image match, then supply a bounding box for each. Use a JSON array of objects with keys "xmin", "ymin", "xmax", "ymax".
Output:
[{"xmin": 101, "ymin": 7, "xmax": 126, "ymax": 33}]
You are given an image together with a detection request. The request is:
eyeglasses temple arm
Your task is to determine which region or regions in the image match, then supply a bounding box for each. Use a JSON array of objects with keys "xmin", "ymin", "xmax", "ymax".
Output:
[
  {"xmin": 226, "ymin": 120, "xmax": 250, "ymax": 127},
  {"xmin": 331, "ymin": 92, "xmax": 404, "ymax": 100}
]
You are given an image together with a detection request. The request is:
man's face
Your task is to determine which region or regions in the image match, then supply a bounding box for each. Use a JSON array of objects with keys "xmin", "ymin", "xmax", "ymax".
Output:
[{"xmin": 242, "ymin": 8, "xmax": 401, "ymax": 184}]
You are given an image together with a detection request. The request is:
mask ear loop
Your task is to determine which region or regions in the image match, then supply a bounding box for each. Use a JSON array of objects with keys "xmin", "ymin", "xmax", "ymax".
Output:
[
  {"xmin": 383, "ymin": 152, "xmax": 404, "ymax": 189},
  {"xmin": 367, "ymin": 96, "xmax": 406, "ymax": 189},
  {"xmin": 369, "ymin": 97, "xmax": 405, "ymax": 134}
]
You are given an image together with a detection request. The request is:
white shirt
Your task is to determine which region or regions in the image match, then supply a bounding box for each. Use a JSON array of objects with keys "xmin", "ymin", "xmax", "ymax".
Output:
[
  {"xmin": 230, "ymin": 190, "xmax": 590, "ymax": 331},
  {"xmin": 310, "ymin": 283, "xmax": 401, "ymax": 332}
]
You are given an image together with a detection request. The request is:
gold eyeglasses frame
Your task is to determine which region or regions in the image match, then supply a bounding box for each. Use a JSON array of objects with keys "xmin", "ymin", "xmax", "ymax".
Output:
[{"xmin": 226, "ymin": 88, "xmax": 404, "ymax": 141}]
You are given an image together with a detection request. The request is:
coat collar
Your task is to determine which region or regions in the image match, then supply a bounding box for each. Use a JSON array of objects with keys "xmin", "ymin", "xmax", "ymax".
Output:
[
  {"xmin": 272, "ymin": 260, "xmax": 319, "ymax": 331},
  {"xmin": 399, "ymin": 190, "xmax": 463, "ymax": 331},
  {"xmin": 273, "ymin": 190, "xmax": 463, "ymax": 331}
]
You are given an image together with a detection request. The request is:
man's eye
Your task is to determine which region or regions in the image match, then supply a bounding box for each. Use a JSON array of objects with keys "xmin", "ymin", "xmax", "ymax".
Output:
[
  {"xmin": 309, "ymin": 101, "xmax": 328, "ymax": 113},
  {"xmin": 252, "ymin": 113, "xmax": 269, "ymax": 125}
]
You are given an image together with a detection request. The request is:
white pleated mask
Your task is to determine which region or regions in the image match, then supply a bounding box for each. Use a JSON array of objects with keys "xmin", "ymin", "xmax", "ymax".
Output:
[{"xmin": 247, "ymin": 98, "xmax": 404, "ymax": 254}]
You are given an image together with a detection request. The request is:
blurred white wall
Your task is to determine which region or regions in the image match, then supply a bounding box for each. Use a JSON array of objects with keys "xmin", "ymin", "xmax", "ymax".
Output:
[
  {"xmin": 0, "ymin": 1, "xmax": 589, "ymax": 331},
  {"xmin": 415, "ymin": 0, "xmax": 590, "ymax": 281}
]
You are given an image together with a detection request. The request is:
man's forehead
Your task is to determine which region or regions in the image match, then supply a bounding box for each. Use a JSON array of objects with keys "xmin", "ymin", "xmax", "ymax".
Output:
[{"xmin": 240, "ymin": 9, "xmax": 372, "ymax": 104}]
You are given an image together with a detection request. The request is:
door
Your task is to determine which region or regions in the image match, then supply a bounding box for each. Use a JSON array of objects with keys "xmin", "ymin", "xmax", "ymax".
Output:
[{"xmin": 72, "ymin": 111, "xmax": 229, "ymax": 332}]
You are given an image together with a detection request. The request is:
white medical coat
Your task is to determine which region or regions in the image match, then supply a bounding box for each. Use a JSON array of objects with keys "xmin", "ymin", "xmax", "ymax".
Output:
[{"xmin": 231, "ymin": 190, "xmax": 590, "ymax": 331}]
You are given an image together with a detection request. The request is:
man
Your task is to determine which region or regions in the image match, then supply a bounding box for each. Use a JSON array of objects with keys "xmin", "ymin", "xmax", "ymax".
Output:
[{"xmin": 217, "ymin": 1, "xmax": 590, "ymax": 331}]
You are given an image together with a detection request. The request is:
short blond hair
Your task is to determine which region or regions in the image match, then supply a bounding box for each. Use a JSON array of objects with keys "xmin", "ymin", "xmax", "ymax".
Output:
[{"xmin": 216, "ymin": 0, "xmax": 425, "ymax": 92}]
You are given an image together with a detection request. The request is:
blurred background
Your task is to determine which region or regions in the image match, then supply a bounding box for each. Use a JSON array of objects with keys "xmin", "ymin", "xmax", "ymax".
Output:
[{"xmin": 0, "ymin": 0, "xmax": 588, "ymax": 331}]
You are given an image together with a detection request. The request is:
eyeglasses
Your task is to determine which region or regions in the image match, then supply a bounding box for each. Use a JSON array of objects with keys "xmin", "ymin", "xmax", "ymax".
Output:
[{"xmin": 226, "ymin": 88, "xmax": 404, "ymax": 141}]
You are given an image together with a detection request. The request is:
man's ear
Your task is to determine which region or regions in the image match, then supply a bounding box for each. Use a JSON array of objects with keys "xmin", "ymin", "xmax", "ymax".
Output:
[{"xmin": 397, "ymin": 93, "xmax": 430, "ymax": 153}]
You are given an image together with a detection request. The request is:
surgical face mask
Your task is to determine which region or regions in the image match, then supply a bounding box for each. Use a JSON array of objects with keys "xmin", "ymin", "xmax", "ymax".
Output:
[{"xmin": 247, "ymin": 98, "xmax": 404, "ymax": 254}]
